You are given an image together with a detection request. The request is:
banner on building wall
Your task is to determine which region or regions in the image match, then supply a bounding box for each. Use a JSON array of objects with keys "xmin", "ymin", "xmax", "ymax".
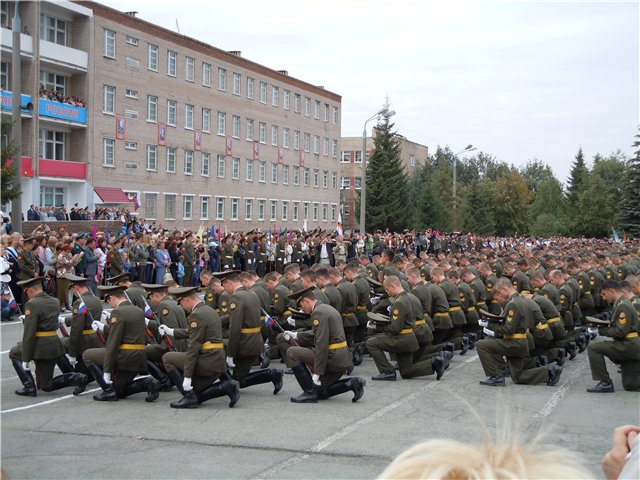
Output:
[
  {"xmin": 226, "ymin": 136, "xmax": 233, "ymax": 156},
  {"xmin": 158, "ymin": 123, "xmax": 167, "ymax": 146},
  {"xmin": 299, "ymin": 151, "xmax": 305, "ymax": 167},
  {"xmin": 116, "ymin": 116, "xmax": 126, "ymax": 140},
  {"xmin": 253, "ymin": 141, "xmax": 259, "ymax": 160},
  {"xmin": 278, "ymin": 147, "xmax": 284, "ymax": 164},
  {"xmin": 194, "ymin": 130, "xmax": 202, "ymax": 151}
]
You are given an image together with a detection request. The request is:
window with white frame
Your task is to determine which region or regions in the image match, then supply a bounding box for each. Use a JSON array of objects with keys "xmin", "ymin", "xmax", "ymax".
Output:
[
  {"xmin": 341, "ymin": 177, "xmax": 350, "ymax": 189},
  {"xmin": 202, "ymin": 62, "xmax": 211, "ymax": 86},
  {"xmin": 124, "ymin": 140, "xmax": 137, "ymax": 150},
  {"xmin": 313, "ymin": 203, "xmax": 319, "ymax": 221},
  {"xmin": 146, "ymin": 145, "xmax": 157, "ymax": 171},
  {"xmin": 272, "ymin": 86, "xmax": 279, "ymax": 106},
  {"xmin": 324, "ymin": 104, "xmax": 329, "ymax": 122},
  {"xmin": 332, "ymin": 139, "xmax": 338, "ymax": 157},
  {"xmin": 332, "ymin": 106, "xmax": 338, "ymax": 124},
  {"xmin": 294, "ymin": 94, "xmax": 301, "ymax": 113},
  {"xmin": 271, "ymin": 162, "xmax": 278, "ymax": 183},
  {"xmin": 167, "ymin": 50, "xmax": 177, "ymax": 76},
  {"xmin": 233, "ymin": 72, "xmax": 241, "ymax": 95},
  {"xmin": 283, "ymin": 165, "xmax": 289, "ymax": 185},
  {"xmin": 183, "ymin": 195, "xmax": 193, "ymax": 219},
  {"xmin": 145, "ymin": 193, "xmax": 157, "ymax": 220},
  {"xmin": 246, "ymin": 119, "xmax": 254, "ymax": 141},
  {"xmin": 165, "ymin": 194, "xmax": 176, "ymax": 219},
  {"xmin": 304, "ymin": 97, "xmax": 310, "ymax": 116},
  {"xmin": 313, "ymin": 169, "xmax": 319, "ymax": 188},
  {"xmin": 355, "ymin": 150, "xmax": 363, "ymax": 163},
  {"xmin": 218, "ymin": 67, "xmax": 226, "ymax": 91},
  {"xmin": 259, "ymin": 81, "xmax": 267, "ymax": 103},
  {"xmin": 282, "ymin": 201, "xmax": 289, "ymax": 221},
  {"xmin": 232, "ymin": 115, "xmax": 240, "ymax": 138},
  {"xmin": 200, "ymin": 196, "xmax": 209, "ymax": 219},
  {"xmin": 166, "ymin": 147, "xmax": 176, "ymax": 173},
  {"xmin": 293, "ymin": 202, "xmax": 299, "ymax": 221},
  {"xmin": 247, "ymin": 77, "xmax": 254, "ymax": 99},
  {"xmin": 294, "ymin": 130, "xmax": 300, "ymax": 150},
  {"xmin": 332, "ymin": 172, "xmax": 337, "ymax": 189},
  {"xmin": 258, "ymin": 122, "xmax": 266, "ymax": 143},
  {"xmin": 314, "ymin": 100, "xmax": 320, "ymax": 119},
  {"xmin": 245, "ymin": 199, "xmax": 253, "ymax": 220},
  {"xmin": 103, "ymin": 138, "xmax": 115, "ymax": 166},
  {"xmin": 303, "ymin": 202, "xmax": 309, "ymax": 221},
  {"xmin": 184, "ymin": 150, "xmax": 193, "ymax": 174},
  {"xmin": 283, "ymin": 90, "xmax": 290, "ymax": 110},
  {"xmin": 216, "ymin": 197, "xmax": 225, "ymax": 220},
  {"xmin": 323, "ymin": 138, "xmax": 329, "ymax": 156},
  {"xmin": 303, "ymin": 168, "xmax": 310, "ymax": 186},
  {"xmin": 39, "ymin": 129, "xmax": 65, "ymax": 160},
  {"xmin": 259, "ymin": 161, "xmax": 266, "ymax": 182},
  {"xmin": 217, "ymin": 155, "xmax": 225, "ymax": 178},
  {"xmin": 283, "ymin": 128, "xmax": 290, "ymax": 148},
  {"xmin": 271, "ymin": 125, "xmax": 278, "ymax": 146},
  {"xmin": 304, "ymin": 133, "xmax": 310, "ymax": 152},
  {"xmin": 217, "ymin": 112, "xmax": 226, "ymax": 135},
  {"xmin": 103, "ymin": 85, "xmax": 115, "ymax": 113},
  {"xmin": 341, "ymin": 151, "xmax": 350, "ymax": 163},
  {"xmin": 167, "ymin": 100, "xmax": 177, "ymax": 126},
  {"xmin": 354, "ymin": 177, "xmax": 362, "ymax": 189},
  {"xmin": 323, "ymin": 170, "xmax": 328, "ymax": 188},
  {"xmin": 185, "ymin": 104, "xmax": 194, "ymax": 129},
  {"xmin": 125, "ymin": 88, "xmax": 138, "ymax": 99},
  {"xmin": 103, "ymin": 29, "xmax": 115, "ymax": 58},
  {"xmin": 40, "ymin": 71, "xmax": 66, "ymax": 94},
  {"xmin": 246, "ymin": 159, "xmax": 253, "ymax": 181},
  {"xmin": 41, "ymin": 14, "xmax": 67, "ymax": 46},
  {"xmin": 185, "ymin": 57, "xmax": 195, "ymax": 82},
  {"xmin": 232, "ymin": 157, "xmax": 240, "ymax": 179},
  {"xmin": 331, "ymin": 204, "xmax": 336, "ymax": 222},
  {"xmin": 148, "ymin": 44, "xmax": 158, "ymax": 71},
  {"xmin": 410, "ymin": 154, "xmax": 416, "ymax": 167},
  {"xmin": 230, "ymin": 198, "xmax": 239, "ymax": 220},
  {"xmin": 202, "ymin": 108, "xmax": 211, "ymax": 132},
  {"xmin": 322, "ymin": 203, "xmax": 328, "ymax": 222},
  {"xmin": 147, "ymin": 95, "xmax": 158, "ymax": 122},
  {"xmin": 314, "ymin": 135, "xmax": 320, "ymax": 154},
  {"xmin": 293, "ymin": 166, "xmax": 300, "ymax": 185},
  {"xmin": 270, "ymin": 200, "xmax": 277, "ymax": 221},
  {"xmin": 201, "ymin": 152, "xmax": 210, "ymax": 176},
  {"xmin": 258, "ymin": 200, "xmax": 265, "ymax": 220}
]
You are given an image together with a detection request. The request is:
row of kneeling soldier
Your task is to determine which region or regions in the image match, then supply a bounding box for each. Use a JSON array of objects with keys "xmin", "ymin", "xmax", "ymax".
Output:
[{"xmin": 7, "ymin": 249, "xmax": 640, "ymax": 407}]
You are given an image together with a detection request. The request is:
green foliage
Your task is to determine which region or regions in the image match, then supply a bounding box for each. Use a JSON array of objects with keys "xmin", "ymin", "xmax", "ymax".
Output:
[
  {"xmin": 617, "ymin": 128, "xmax": 640, "ymax": 238},
  {"xmin": 1, "ymin": 119, "xmax": 21, "ymax": 204},
  {"xmin": 566, "ymin": 147, "xmax": 590, "ymax": 207}
]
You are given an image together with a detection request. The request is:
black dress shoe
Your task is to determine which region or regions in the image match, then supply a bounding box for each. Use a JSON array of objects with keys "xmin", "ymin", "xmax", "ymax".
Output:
[
  {"xmin": 372, "ymin": 371, "xmax": 397, "ymax": 381},
  {"xmin": 432, "ymin": 357, "xmax": 444, "ymax": 381},
  {"xmin": 547, "ymin": 363, "xmax": 562, "ymax": 386},
  {"xmin": 586, "ymin": 380, "xmax": 614, "ymax": 393},
  {"xmin": 479, "ymin": 376, "xmax": 505, "ymax": 387}
]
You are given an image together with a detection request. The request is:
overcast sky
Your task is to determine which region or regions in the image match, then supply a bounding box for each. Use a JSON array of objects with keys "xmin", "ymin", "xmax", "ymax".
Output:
[{"xmin": 100, "ymin": 0, "xmax": 639, "ymax": 184}]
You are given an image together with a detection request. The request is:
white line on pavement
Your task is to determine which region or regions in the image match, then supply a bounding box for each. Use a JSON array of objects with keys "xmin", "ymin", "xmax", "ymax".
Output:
[
  {"xmin": 1, "ymin": 349, "xmax": 10, "ymax": 355},
  {"xmin": 0, "ymin": 321, "xmax": 21, "ymax": 326},
  {"xmin": 1, "ymin": 388, "xmax": 101, "ymax": 414}
]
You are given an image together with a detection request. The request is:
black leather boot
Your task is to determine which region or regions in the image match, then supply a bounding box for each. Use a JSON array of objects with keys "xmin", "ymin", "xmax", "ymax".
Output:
[
  {"xmin": 557, "ymin": 348, "xmax": 566, "ymax": 366},
  {"xmin": 432, "ymin": 356, "xmax": 445, "ymax": 380},
  {"xmin": 147, "ymin": 361, "xmax": 173, "ymax": 392},
  {"xmin": 56, "ymin": 355, "xmax": 75, "ymax": 374},
  {"xmin": 443, "ymin": 342, "xmax": 455, "ymax": 353},
  {"xmin": 166, "ymin": 368, "xmax": 186, "ymax": 396},
  {"xmin": 42, "ymin": 373, "xmax": 89, "ymax": 396},
  {"xmin": 459, "ymin": 335, "xmax": 469, "ymax": 355},
  {"xmin": 198, "ymin": 379, "xmax": 240, "ymax": 408},
  {"xmin": 325, "ymin": 377, "xmax": 366, "ymax": 403},
  {"xmin": 87, "ymin": 364, "xmax": 117, "ymax": 401},
  {"xmin": 241, "ymin": 368, "xmax": 284, "ymax": 394},
  {"xmin": 259, "ymin": 351, "xmax": 271, "ymax": 369},
  {"xmin": 467, "ymin": 332, "xmax": 477, "ymax": 350},
  {"xmin": 121, "ymin": 377, "xmax": 160, "ymax": 402},
  {"xmin": 170, "ymin": 389, "xmax": 199, "ymax": 409},
  {"xmin": 12, "ymin": 358, "xmax": 37, "ymax": 397},
  {"xmin": 290, "ymin": 363, "xmax": 318, "ymax": 403},
  {"xmin": 567, "ymin": 341, "xmax": 578, "ymax": 360}
]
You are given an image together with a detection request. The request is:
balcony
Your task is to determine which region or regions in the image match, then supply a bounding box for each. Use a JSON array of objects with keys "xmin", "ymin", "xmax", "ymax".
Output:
[
  {"xmin": 1, "ymin": 91, "xmax": 87, "ymax": 126},
  {"xmin": 17, "ymin": 157, "xmax": 87, "ymax": 180},
  {"xmin": 0, "ymin": 29, "xmax": 33, "ymax": 59}
]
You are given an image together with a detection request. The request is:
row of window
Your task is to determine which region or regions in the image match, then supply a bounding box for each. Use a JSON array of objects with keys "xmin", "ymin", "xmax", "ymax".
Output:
[
  {"xmin": 103, "ymin": 29, "xmax": 339, "ymax": 122},
  {"xmin": 341, "ymin": 150, "xmax": 417, "ymax": 167},
  {"xmin": 142, "ymin": 193, "xmax": 338, "ymax": 223},
  {"xmin": 103, "ymin": 86, "xmax": 339, "ymax": 156}
]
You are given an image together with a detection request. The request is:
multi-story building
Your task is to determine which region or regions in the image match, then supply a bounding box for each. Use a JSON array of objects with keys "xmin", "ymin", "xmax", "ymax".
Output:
[
  {"xmin": 339, "ymin": 130, "xmax": 428, "ymax": 231},
  {"xmin": 3, "ymin": 0, "xmax": 342, "ymax": 232}
]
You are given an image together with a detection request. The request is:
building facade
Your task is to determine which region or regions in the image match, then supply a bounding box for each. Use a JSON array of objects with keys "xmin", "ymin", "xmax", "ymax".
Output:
[{"xmin": 3, "ymin": 0, "xmax": 342, "ymax": 232}]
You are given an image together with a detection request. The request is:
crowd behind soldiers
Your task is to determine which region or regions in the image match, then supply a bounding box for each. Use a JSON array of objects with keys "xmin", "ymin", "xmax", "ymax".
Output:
[
  {"xmin": 25, "ymin": 204, "xmax": 136, "ymax": 222},
  {"xmin": 2, "ymin": 223, "xmax": 639, "ymax": 410}
]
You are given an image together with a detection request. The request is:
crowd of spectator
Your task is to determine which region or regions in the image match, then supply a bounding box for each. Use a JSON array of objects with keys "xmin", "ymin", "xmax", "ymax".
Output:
[{"xmin": 39, "ymin": 85, "xmax": 86, "ymax": 108}]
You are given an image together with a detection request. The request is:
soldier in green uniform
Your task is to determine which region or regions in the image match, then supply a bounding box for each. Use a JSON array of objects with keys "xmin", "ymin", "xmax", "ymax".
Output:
[
  {"xmin": 548, "ymin": 269, "xmax": 579, "ymax": 359},
  {"xmin": 106, "ymin": 236, "xmax": 126, "ymax": 278},
  {"xmin": 221, "ymin": 236, "xmax": 235, "ymax": 271},
  {"xmin": 143, "ymin": 283, "xmax": 188, "ymax": 351},
  {"xmin": 180, "ymin": 232, "xmax": 196, "ymax": 287},
  {"xmin": 528, "ymin": 292, "xmax": 567, "ymax": 365},
  {"xmin": 256, "ymin": 235, "xmax": 268, "ymax": 277},
  {"xmin": 461, "ymin": 268, "xmax": 489, "ymax": 315},
  {"xmin": 329, "ymin": 267, "xmax": 359, "ymax": 359},
  {"xmin": 16, "ymin": 237, "xmax": 39, "ymax": 282},
  {"xmin": 569, "ymin": 261, "xmax": 595, "ymax": 317},
  {"xmin": 504, "ymin": 263, "xmax": 532, "ymax": 294},
  {"xmin": 479, "ymin": 262, "xmax": 502, "ymax": 315},
  {"xmin": 83, "ymin": 285, "xmax": 160, "ymax": 402},
  {"xmin": 360, "ymin": 255, "xmax": 379, "ymax": 280},
  {"xmin": 276, "ymin": 235, "xmax": 287, "ymax": 273},
  {"xmin": 431, "ymin": 267, "xmax": 468, "ymax": 354},
  {"xmin": 450, "ymin": 269, "xmax": 480, "ymax": 349},
  {"xmin": 284, "ymin": 286, "xmax": 365, "ymax": 403},
  {"xmin": 316, "ymin": 268, "xmax": 342, "ymax": 312},
  {"xmin": 9, "ymin": 277, "xmax": 88, "ymax": 396},
  {"xmin": 586, "ymin": 280, "xmax": 640, "ymax": 392},
  {"xmin": 346, "ymin": 264, "xmax": 371, "ymax": 360},
  {"xmin": 159, "ymin": 286, "xmax": 240, "ymax": 408}
]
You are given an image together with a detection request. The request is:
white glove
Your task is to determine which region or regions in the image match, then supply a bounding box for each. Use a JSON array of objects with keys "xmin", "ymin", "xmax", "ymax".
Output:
[
  {"xmin": 103, "ymin": 372, "xmax": 113, "ymax": 385},
  {"xmin": 483, "ymin": 327, "xmax": 495, "ymax": 337},
  {"xmin": 367, "ymin": 321, "xmax": 377, "ymax": 329},
  {"xmin": 182, "ymin": 377, "xmax": 193, "ymax": 392},
  {"xmin": 478, "ymin": 319, "xmax": 489, "ymax": 328},
  {"xmin": 370, "ymin": 296, "xmax": 381, "ymax": 305},
  {"xmin": 387, "ymin": 305, "xmax": 392, "ymax": 313},
  {"xmin": 283, "ymin": 331, "xmax": 298, "ymax": 341},
  {"xmin": 247, "ymin": 259, "xmax": 252, "ymax": 265},
  {"xmin": 18, "ymin": 314, "xmax": 25, "ymax": 322},
  {"xmin": 588, "ymin": 327, "xmax": 599, "ymax": 337},
  {"xmin": 92, "ymin": 320, "xmax": 104, "ymax": 332},
  {"xmin": 58, "ymin": 316, "xmax": 67, "ymax": 326},
  {"xmin": 66, "ymin": 355, "xmax": 77, "ymax": 367},
  {"xmin": 144, "ymin": 317, "xmax": 150, "ymax": 326},
  {"xmin": 287, "ymin": 316, "xmax": 296, "ymax": 327},
  {"xmin": 22, "ymin": 361, "xmax": 30, "ymax": 371},
  {"xmin": 158, "ymin": 325, "xmax": 174, "ymax": 337},
  {"xmin": 100, "ymin": 311, "xmax": 111, "ymax": 322},
  {"xmin": 312, "ymin": 374, "xmax": 321, "ymax": 386},
  {"xmin": 226, "ymin": 356, "xmax": 235, "ymax": 368}
]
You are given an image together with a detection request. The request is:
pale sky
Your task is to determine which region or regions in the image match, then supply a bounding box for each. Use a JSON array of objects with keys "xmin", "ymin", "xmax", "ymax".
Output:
[{"xmin": 99, "ymin": 0, "xmax": 639, "ymax": 184}]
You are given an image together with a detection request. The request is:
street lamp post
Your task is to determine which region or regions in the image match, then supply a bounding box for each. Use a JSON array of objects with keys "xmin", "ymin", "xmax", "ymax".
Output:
[
  {"xmin": 452, "ymin": 144, "xmax": 477, "ymax": 231},
  {"xmin": 360, "ymin": 107, "xmax": 395, "ymax": 234}
]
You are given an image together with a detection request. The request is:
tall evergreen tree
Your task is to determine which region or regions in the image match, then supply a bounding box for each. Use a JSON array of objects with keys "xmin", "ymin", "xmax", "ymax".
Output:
[
  {"xmin": 364, "ymin": 117, "xmax": 408, "ymax": 232},
  {"xmin": 1, "ymin": 119, "xmax": 21, "ymax": 204},
  {"xmin": 617, "ymin": 129, "xmax": 640, "ymax": 238},
  {"xmin": 565, "ymin": 147, "xmax": 589, "ymax": 207}
]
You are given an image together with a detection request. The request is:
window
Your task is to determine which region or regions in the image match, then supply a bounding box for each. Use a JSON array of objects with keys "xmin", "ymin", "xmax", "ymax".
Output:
[
  {"xmin": 324, "ymin": 104, "xmax": 329, "ymax": 122},
  {"xmin": 294, "ymin": 130, "xmax": 300, "ymax": 150},
  {"xmin": 258, "ymin": 200, "xmax": 265, "ymax": 221},
  {"xmin": 1, "ymin": 62, "xmax": 9, "ymax": 90},
  {"xmin": 293, "ymin": 202, "xmax": 299, "ymax": 221},
  {"xmin": 247, "ymin": 77, "xmax": 254, "ymax": 99},
  {"xmin": 217, "ymin": 155, "xmax": 226, "ymax": 177},
  {"xmin": 272, "ymin": 86, "xmax": 279, "ymax": 106},
  {"xmin": 166, "ymin": 147, "xmax": 176, "ymax": 173},
  {"xmin": 202, "ymin": 108, "xmax": 211, "ymax": 132},
  {"xmin": 355, "ymin": 150, "xmax": 363, "ymax": 163},
  {"xmin": 148, "ymin": 44, "xmax": 158, "ymax": 71},
  {"xmin": 331, "ymin": 204, "xmax": 336, "ymax": 222},
  {"xmin": 410, "ymin": 154, "xmax": 416, "ymax": 167},
  {"xmin": 314, "ymin": 100, "xmax": 320, "ymax": 119},
  {"xmin": 245, "ymin": 199, "xmax": 253, "ymax": 220},
  {"xmin": 233, "ymin": 73, "xmax": 241, "ymax": 95},
  {"xmin": 332, "ymin": 139, "xmax": 338, "ymax": 157},
  {"xmin": 303, "ymin": 202, "xmax": 309, "ymax": 221},
  {"xmin": 332, "ymin": 172, "xmax": 337, "ymax": 189},
  {"xmin": 124, "ymin": 140, "xmax": 137, "ymax": 150},
  {"xmin": 304, "ymin": 133, "xmax": 310, "ymax": 152},
  {"xmin": 183, "ymin": 195, "xmax": 193, "ymax": 219},
  {"xmin": 40, "ymin": 186, "xmax": 65, "ymax": 208},
  {"xmin": 167, "ymin": 50, "xmax": 177, "ymax": 76},
  {"xmin": 103, "ymin": 85, "xmax": 115, "ymax": 113},
  {"xmin": 232, "ymin": 115, "xmax": 241, "ymax": 138},
  {"xmin": 323, "ymin": 138, "xmax": 329, "ymax": 156},
  {"xmin": 303, "ymin": 168, "xmax": 310, "ymax": 186},
  {"xmin": 202, "ymin": 62, "xmax": 211, "ymax": 86},
  {"xmin": 200, "ymin": 197, "xmax": 209, "ymax": 220},
  {"xmin": 103, "ymin": 138, "xmax": 115, "ymax": 166},
  {"xmin": 259, "ymin": 81, "xmax": 267, "ymax": 103},
  {"xmin": 246, "ymin": 159, "xmax": 254, "ymax": 181},
  {"xmin": 230, "ymin": 198, "xmax": 239, "ymax": 220},
  {"xmin": 294, "ymin": 94, "xmax": 301, "ymax": 113},
  {"xmin": 283, "ymin": 165, "xmax": 289, "ymax": 185},
  {"xmin": 212, "ymin": 196, "xmax": 223, "ymax": 220},
  {"xmin": 259, "ymin": 161, "xmax": 266, "ymax": 182},
  {"xmin": 125, "ymin": 88, "xmax": 138, "ymax": 99},
  {"xmin": 232, "ymin": 157, "xmax": 240, "ymax": 179},
  {"xmin": 201, "ymin": 152, "xmax": 210, "ymax": 176},
  {"xmin": 313, "ymin": 203, "xmax": 319, "ymax": 221},
  {"xmin": 332, "ymin": 106, "xmax": 338, "ymax": 124},
  {"xmin": 304, "ymin": 97, "xmax": 310, "ymax": 116},
  {"xmin": 146, "ymin": 145, "xmax": 157, "ymax": 170},
  {"xmin": 271, "ymin": 162, "xmax": 278, "ymax": 183},
  {"xmin": 164, "ymin": 100, "xmax": 176, "ymax": 126},
  {"xmin": 341, "ymin": 151, "xmax": 350, "ymax": 163},
  {"xmin": 39, "ymin": 129, "xmax": 65, "ymax": 160},
  {"xmin": 283, "ymin": 128, "xmax": 290, "ymax": 148},
  {"xmin": 259, "ymin": 122, "xmax": 266, "ymax": 143},
  {"xmin": 271, "ymin": 125, "xmax": 278, "ymax": 146},
  {"xmin": 354, "ymin": 177, "xmax": 362, "ymax": 189},
  {"xmin": 40, "ymin": 71, "xmax": 66, "ymax": 94},
  {"xmin": 323, "ymin": 170, "xmax": 328, "ymax": 188},
  {"xmin": 218, "ymin": 68, "xmax": 226, "ymax": 91},
  {"xmin": 270, "ymin": 200, "xmax": 277, "ymax": 221},
  {"xmin": 322, "ymin": 204, "xmax": 328, "ymax": 222},
  {"xmin": 147, "ymin": 95, "xmax": 158, "ymax": 122},
  {"xmin": 313, "ymin": 169, "xmax": 319, "ymax": 188},
  {"xmin": 126, "ymin": 35, "xmax": 138, "ymax": 46},
  {"xmin": 283, "ymin": 90, "xmax": 290, "ymax": 110},
  {"xmin": 314, "ymin": 135, "xmax": 320, "ymax": 154},
  {"xmin": 184, "ymin": 150, "xmax": 193, "ymax": 174},
  {"xmin": 341, "ymin": 176, "xmax": 350, "ymax": 189},
  {"xmin": 41, "ymin": 15, "xmax": 67, "ymax": 46},
  {"xmin": 217, "ymin": 112, "xmax": 226, "ymax": 135},
  {"xmin": 145, "ymin": 193, "xmax": 157, "ymax": 220},
  {"xmin": 185, "ymin": 104, "xmax": 194, "ymax": 129},
  {"xmin": 282, "ymin": 201, "xmax": 289, "ymax": 221},
  {"xmin": 246, "ymin": 119, "xmax": 254, "ymax": 141},
  {"xmin": 293, "ymin": 166, "xmax": 300, "ymax": 185},
  {"xmin": 103, "ymin": 29, "xmax": 115, "ymax": 57},
  {"xmin": 165, "ymin": 194, "xmax": 176, "ymax": 220},
  {"xmin": 185, "ymin": 57, "xmax": 195, "ymax": 82}
]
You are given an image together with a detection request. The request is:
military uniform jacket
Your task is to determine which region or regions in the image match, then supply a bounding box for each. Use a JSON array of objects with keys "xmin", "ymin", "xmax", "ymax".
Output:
[
  {"xmin": 227, "ymin": 286, "xmax": 263, "ymax": 359},
  {"xmin": 439, "ymin": 279, "xmax": 466, "ymax": 326},
  {"xmin": 558, "ymin": 282, "xmax": 574, "ymax": 327},
  {"xmin": 353, "ymin": 275, "xmax": 372, "ymax": 324},
  {"xmin": 257, "ymin": 242, "xmax": 268, "ymax": 265},
  {"xmin": 126, "ymin": 283, "xmax": 148, "ymax": 311},
  {"xmin": 157, "ymin": 297, "xmax": 188, "ymax": 352},
  {"xmin": 68, "ymin": 293, "xmax": 103, "ymax": 357},
  {"xmin": 271, "ymin": 284, "xmax": 294, "ymax": 318},
  {"xmin": 204, "ymin": 286, "xmax": 219, "ymax": 310},
  {"xmin": 411, "ymin": 282, "xmax": 432, "ymax": 321},
  {"xmin": 524, "ymin": 297, "xmax": 553, "ymax": 347},
  {"xmin": 103, "ymin": 301, "xmax": 148, "ymax": 374},
  {"xmin": 408, "ymin": 292, "xmax": 433, "ymax": 344},
  {"xmin": 323, "ymin": 284, "xmax": 343, "ymax": 313},
  {"xmin": 365, "ymin": 263, "xmax": 379, "ymax": 280},
  {"xmin": 511, "ymin": 271, "xmax": 532, "ymax": 293},
  {"xmin": 173, "ymin": 302, "xmax": 225, "ymax": 377},
  {"xmin": 491, "ymin": 293, "xmax": 530, "ymax": 354},
  {"xmin": 600, "ymin": 296, "xmax": 639, "ymax": 341},
  {"xmin": 107, "ymin": 248, "xmax": 125, "ymax": 276},
  {"xmin": 459, "ymin": 281, "xmax": 479, "ymax": 324},
  {"xmin": 470, "ymin": 277, "xmax": 489, "ymax": 308},
  {"xmin": 483, "ymin": 274, "xmax": 502, "ymax": 315},
  {"xmin": 21, "ymin": 292, "xmax": 65, "ymax": 362},
  {"xmin": 539, "ymin": 282, "xmax": 560, "ymax": 308},
  {"xmin": 222, "ymin": 243, "xmax": 234, "ymax": 269},
  {"xmin": 427, "ymin": 283, "xmax": 452, "ymax": 330},
  {"xmin": 250, "ymin": 284, "xmax": 271, "ymax": 312},
  {"xmin": 313, "ymin": 286, "xmax": 330, "ymax": 306},
  {"xmin": 17, "ymin": 249, "xmax": 38, "ymax": 280},
  {"xmin": 309, "ymin": 303, "xmax": 352, "ymax": 375},
  {"xmin": 243, "ymin": 243, "xmax": 255, "ymax": 268},
  {"xmin": 337, "ymin": 278, "xmax": 359, "ymax": 328},
  {"xmin": 380, "ymin": 291, "xmax": 419, "ymax": 352},
  {"xmin": 130, "ymin": 243, "xmax": 147, "ymax": 265},
  {"xmin": 532, "ymin": 294, "xmax": 565, "ymax": 340},
  {"xmin": 181, "ymin": 242, "xmax": 195, "ymax": 266},
  {"xmin": 71, "ymin": 242, "xmax": 87, "ymax": 274}
]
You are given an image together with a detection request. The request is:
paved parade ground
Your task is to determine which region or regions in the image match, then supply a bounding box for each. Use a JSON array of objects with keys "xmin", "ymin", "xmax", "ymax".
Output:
[{"xmin": 1, "ymin": 318, "xmax": 638, "ymax": 480}]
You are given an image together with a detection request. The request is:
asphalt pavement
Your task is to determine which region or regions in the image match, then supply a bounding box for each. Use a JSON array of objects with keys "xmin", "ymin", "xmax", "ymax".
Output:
[{"xmin": 1, "ymin": 319, "xmax": 638, "ymax": 479}]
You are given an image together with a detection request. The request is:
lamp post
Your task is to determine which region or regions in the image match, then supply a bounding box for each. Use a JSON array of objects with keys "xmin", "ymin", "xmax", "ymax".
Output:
[
  {"xmin": 452, "ymin": 144, "xmax": 477, "ymax": 231},
  {"xmin": 360, "ymin": 107, "xmax": 395, "ymax": 234}
]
